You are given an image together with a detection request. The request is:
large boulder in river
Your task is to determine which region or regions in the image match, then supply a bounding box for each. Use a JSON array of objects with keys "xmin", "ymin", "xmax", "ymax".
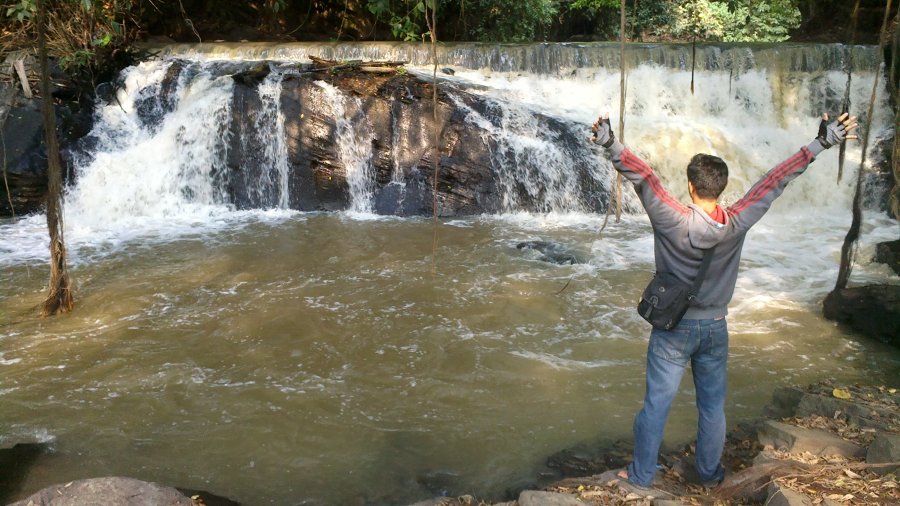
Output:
[
  {"xmin": 226, "ymin": 64, "xmax": 505, "ymax": 215},
  {"xmin": 7, "ymin": 477, "xmax": 194, "ymax": 506},
  {"xmin": 874, "ymin": 239, "xmax": 900, "ymax": 275},
  {"xmin": 0, "ymin": 84, "xmax": 46, "ymax": 216},
  {"xmin": 225, "ymin": 61, "xmax": 608, "ymax": 216},
  {"xmin": 823, "ymin": 285, "xmax": 900, "ymax": 347}
]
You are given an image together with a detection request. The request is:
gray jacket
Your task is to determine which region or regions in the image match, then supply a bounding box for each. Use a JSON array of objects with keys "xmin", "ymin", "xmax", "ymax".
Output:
[{"xmin": 608, "ymin": 139, "xmax": 827, "ymax": 320}]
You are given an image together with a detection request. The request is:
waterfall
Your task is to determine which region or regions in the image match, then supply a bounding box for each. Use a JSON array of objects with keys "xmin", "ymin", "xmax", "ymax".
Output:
[
  {"xmin": 149, "ymin": 42, "xmax": 881, "ymax": 76},
  {"xmin": 315, "ymin": 80, "xmax": 377, "ymax": 215},
  {"xmin": 244, "ymin": 72, "xmax": 290, "ymax": 210},
  {"xmin": 43, "ymin": 42, "xmax": 894, "ymax": 236},
  {"xmin": 440, "ymin": 62, "xmax": 891, "ymax": 212},
  {"xmin": 65, "ymin": 60, "xmax": 235, "ymax": 232},
  {"xmin": 448, "ymin": 92, "xmax": 620, "ymax": 214}
]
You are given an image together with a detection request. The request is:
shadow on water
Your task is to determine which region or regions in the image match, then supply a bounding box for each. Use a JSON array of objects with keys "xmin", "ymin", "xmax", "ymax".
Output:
[
  {"xmin": 0, "ymin": 443, "xmax": 241, "ymax": 506},
  {"xmin": 0, "ymin": 443, "xmax": 50, "ymax": 504}
]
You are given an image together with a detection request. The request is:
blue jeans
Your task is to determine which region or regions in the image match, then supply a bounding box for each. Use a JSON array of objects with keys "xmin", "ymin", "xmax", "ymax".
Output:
[{"xmin": 627, "ymin": 318, "xmax": 728, "ymax": 488}]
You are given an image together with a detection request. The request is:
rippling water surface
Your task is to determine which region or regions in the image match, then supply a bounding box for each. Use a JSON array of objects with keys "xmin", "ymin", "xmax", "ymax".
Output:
[
  {"xmin": 2, "ymin": 211, "xmax": 898, "ymax": 505},
  {"xmin": 3, "ymin": 41, "xmax": 900, "ymax": 505}
]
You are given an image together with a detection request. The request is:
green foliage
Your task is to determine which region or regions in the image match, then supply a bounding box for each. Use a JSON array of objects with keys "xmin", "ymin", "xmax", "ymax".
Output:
[
  {"xmin": 721, "ymin": 0, "xmax": 801, "ymax": 42},
  {"xmin": 569, "ymin": 0, "xmax": 620, "ymax": 15},
  {"xmin": 670, "ymin": 0, "xmax": 801, "ymax": 42},
  {"xmin": 367, "ymin": 0, "xmax": 436, "ymax": 41},
  {"xmin": 630, "ymin": 0, "xmax": 675, "ymax": 39},
  {"xmin": 2, "ymin": 0, "xmax": 137, "ymax": 73},
  {"xmin": 5, "ymin": 0, "xmax": 34, "ymax": 22},
  {"xmin": 673, "ymin": 0, "xmax": 729, "ymax": 39},
  {"xmin": 461, "ymin": 0, "xmax": 559, "ymax": 42}
]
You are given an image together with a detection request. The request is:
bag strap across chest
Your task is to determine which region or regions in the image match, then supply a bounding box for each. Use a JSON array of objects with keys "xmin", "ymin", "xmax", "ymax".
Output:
[{"xmin": 688, "ymin": 246, "xmax": 717, "ymax": 301}]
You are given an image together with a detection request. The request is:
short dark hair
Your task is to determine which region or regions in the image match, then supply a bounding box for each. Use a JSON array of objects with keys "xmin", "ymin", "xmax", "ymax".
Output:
[{"xmin": 687, "ymin": 153, "xmax": 728, "ymax": 199}]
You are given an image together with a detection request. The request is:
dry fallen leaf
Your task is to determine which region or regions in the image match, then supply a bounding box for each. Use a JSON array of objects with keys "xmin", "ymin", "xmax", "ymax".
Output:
[
  {"xmin": 833, "ymin": 388, "xmax": 852, "ymax": 400},
  {"xmin": 844, "ymin": 469, "xmax": 862, "ymax": 479}
]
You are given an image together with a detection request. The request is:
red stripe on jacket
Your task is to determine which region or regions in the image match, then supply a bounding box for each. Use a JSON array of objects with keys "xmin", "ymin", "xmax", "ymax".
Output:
[
  {"xmin": 620, "ymin": 149, "xmax": 689, "ymax": 216},
  {"xmin": 728, "ymin": 150, "xmax": 809, "ymax": 215}
]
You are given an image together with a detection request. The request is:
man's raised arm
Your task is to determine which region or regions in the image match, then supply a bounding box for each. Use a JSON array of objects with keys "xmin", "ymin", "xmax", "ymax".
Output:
[
  {"xmin": 727, "ymin": 113, "xmax": 859, "ymax": 232},
  {"xmin": 591, "ymin": 114, "xmax": 688, "ymax": 228}
]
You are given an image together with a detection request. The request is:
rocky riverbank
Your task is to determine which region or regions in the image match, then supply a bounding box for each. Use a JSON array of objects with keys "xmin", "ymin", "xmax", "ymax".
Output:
[
  {"xmin": 406, "ymin": 381, "xmax": 900, "ymax": 506},
  {"xmin": 3, "ymin": 381, "xmax": 896, "ymax": 506}
]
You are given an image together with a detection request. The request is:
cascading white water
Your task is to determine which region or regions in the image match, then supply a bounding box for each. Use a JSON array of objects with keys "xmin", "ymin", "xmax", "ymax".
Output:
[
  {"xmin": 448, "ymin": 91, "xmax": 623, "ymax": 214},
  {"xmin": 2, "ymin": 43, "xmax": 899, "ymax": 506},
  {"xmin": 64, "ymin": 60, "xmax": 235, "ymax": 235},
  {"xmin": 440, "ymin": 63, "xmax": 891, "ymax": 213},
  {"xmin": 0, "ymin": 43, "xmax": 893, "ymax": 262},
  {"xmin": 246, "ymin": 72, "xmax": 290, "ymax": 210},
  {"xmin": 315, "ymin": 80, "xmax": 377, "ymax": 214}
]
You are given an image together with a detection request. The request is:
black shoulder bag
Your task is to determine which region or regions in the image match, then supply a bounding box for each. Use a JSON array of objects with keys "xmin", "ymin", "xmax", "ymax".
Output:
[{"xmin": 637, "ymin": 247, "xmax": 716, "ymax": 331}]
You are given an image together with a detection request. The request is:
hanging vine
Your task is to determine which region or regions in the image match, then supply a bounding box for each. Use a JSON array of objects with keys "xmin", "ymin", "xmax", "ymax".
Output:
[
  {"xmin": 616, "ymin": 0, "xmax": 626, "ymax": 223},
  {"xmin": 424, "ymin": 0, "xmax": 440, "ymax": 273},
  {"xmin": 833, "ymin": 0, "xmax": 893, "ymax": 292},
  {"xmin": 837, "ymin": 0, "xmax": 862, "ymax": 184},
  {"xmin": 36, "ymin": 0, "xmax": 74, "ymax": 316}
]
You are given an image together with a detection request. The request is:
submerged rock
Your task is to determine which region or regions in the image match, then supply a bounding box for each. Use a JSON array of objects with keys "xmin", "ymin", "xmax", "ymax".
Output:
[
  {"xmin": 823, "ymin": 285, "xmax": 900, "ymax": 346},
  {"xmin": 516, "ymin": 240, "xmax": 581, "ymax": 265},
  {"xmin": 8, "ymin": 477, "xmax": 194, "ymax": 506},
  {"xmin": 0, "ymin": 442, "xmax": 50, "ymax": 503},
  {"xmin": 874, "ymin": 239, "xmax": 900, "ymax": 276},
  {"xmin": 0, "ymin": 88, "xmax": 46, "ymax": 216}
]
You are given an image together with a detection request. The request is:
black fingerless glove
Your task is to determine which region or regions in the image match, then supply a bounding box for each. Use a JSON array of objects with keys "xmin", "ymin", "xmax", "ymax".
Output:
[{"xmin": 592, "ymin": 117, "xmax": 616, "ymax": 149}]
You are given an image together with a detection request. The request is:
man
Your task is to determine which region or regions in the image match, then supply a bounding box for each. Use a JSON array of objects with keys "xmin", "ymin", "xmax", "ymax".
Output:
[{"xmin": 590, "ymin": 112, "xmax": 858, "ymax": 491}]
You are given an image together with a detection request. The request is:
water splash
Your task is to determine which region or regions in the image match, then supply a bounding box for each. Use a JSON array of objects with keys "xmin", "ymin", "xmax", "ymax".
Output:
[
  {"xmin": 244, "ymin": 72, "xmax": 290, "ymax": 209},
  {"xmin": 315, "ymin": 80, "xmax": 377, "ymax": 215},
  {"xmin": 449, "ymin": 91, "xmax": 622, "ymax": 214},
  {"xmin": 65, "ymin": 60, "xmax": 234, "ymax": 233},
  {"xmin": 152, "ymin": 42, "xmax": 882, "ymax": 76}
]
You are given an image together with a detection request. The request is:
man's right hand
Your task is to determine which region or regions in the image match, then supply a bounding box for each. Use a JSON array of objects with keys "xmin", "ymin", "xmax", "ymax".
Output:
[
  {"xmin": 591, "ymin": 113, "xmax": 616, "ymax": 149},
  {"xmin": 816, "ymin": 112, "xmax": 859, "ymax": 148}
]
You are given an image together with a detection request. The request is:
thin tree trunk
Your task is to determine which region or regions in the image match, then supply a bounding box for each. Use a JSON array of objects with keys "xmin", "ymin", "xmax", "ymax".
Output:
[
  {"xmin": 616, "ymin": 0, "xmax": 626, "ymax": 222},
  {"xmin": 37, "ymin": 0, "xmax": 74, "ymax": 316},
  {"xmin": 838, "ymin": 0, "xmax": 861, "ymax": 183},
  {"xmin": 426, "ymin": 1, "xmax": 439, "ymax": 273},
  {"xmin": 891, "ymin": 10, "xmax": 900, "ymax": 219},
  {"xmin": 834, "ymin": 0, "xmax": 894, "ymax": 292}
]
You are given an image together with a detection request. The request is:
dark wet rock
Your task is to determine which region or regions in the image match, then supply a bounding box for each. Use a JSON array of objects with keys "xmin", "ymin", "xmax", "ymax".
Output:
[
  {"xmin": 516, "ymin": 240, "xmax": 581, "ymax": 265},
  {"xmin": 874, "ymin": 239, "xmax": 900, "ymax": 275},
  {"xmin": 0, "ymin": 443, "xmax": 50, "ymax": 504},
  {"xmin": 0, "ymin": 95, "xmax": 47, "ymax": 216},
  {"xmin": 224, "ymin": 64, "xmax": 604, "ymax": 216},
  {"xmin": 518, "ymin": 490, "xmax": 585, "ymax": 505},
  {"xmin": 133, "ymin": 59, "xmax": 185, "ymax": 133},
  {"xmin": 231, "ymin": 62, "xmax": 272, "ymax": 87},
  {"xmin": 441, "ymin": 67, "xmax": 455, "ymax": 75},
  {"xmin": 795, "ymin": 392, "xmax": 898, "ymax": 431},
  {"xmin": 545, "ymin": 439, "xmax": 631, "ymax": 477},
  {"xmin": 415, "ymin": 471, "xmax": 462, "ymax": 498},
  {"xmin": 766, "ymin": 482, "xmax": 814, "ymax": 506},
  {"xmin": 823, "ymin": 284, "xmax": 900, "ymax": 346},
  {"xmin": 757, "ymin": 420, "xmax": 865, "ymax": 458},
  {"xmin": 763, "ymin": 386, "xmax": 806, "ymax": 419},
  {"xmin": 7, "ymin": 477, "xmax": 194, "ymax": 506},
  {"xmin": 866, "ymin": 433, "xmax": 900, "ymax": 475}
]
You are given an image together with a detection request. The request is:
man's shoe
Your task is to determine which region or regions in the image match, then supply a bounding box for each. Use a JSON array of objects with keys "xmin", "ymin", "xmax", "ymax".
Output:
[
  {"xmin": 596, "ymin": 468, "xmax": 676, "ymax": 499},
  {"xmin": 700, "ymin": 477, "xmax": 723, "ymax": 489}
]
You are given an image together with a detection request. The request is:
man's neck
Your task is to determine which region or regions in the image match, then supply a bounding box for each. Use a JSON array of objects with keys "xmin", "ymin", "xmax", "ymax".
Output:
[{"xmin": 692, "ymin": 197, "xmax": 718, "ymax": 214}]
